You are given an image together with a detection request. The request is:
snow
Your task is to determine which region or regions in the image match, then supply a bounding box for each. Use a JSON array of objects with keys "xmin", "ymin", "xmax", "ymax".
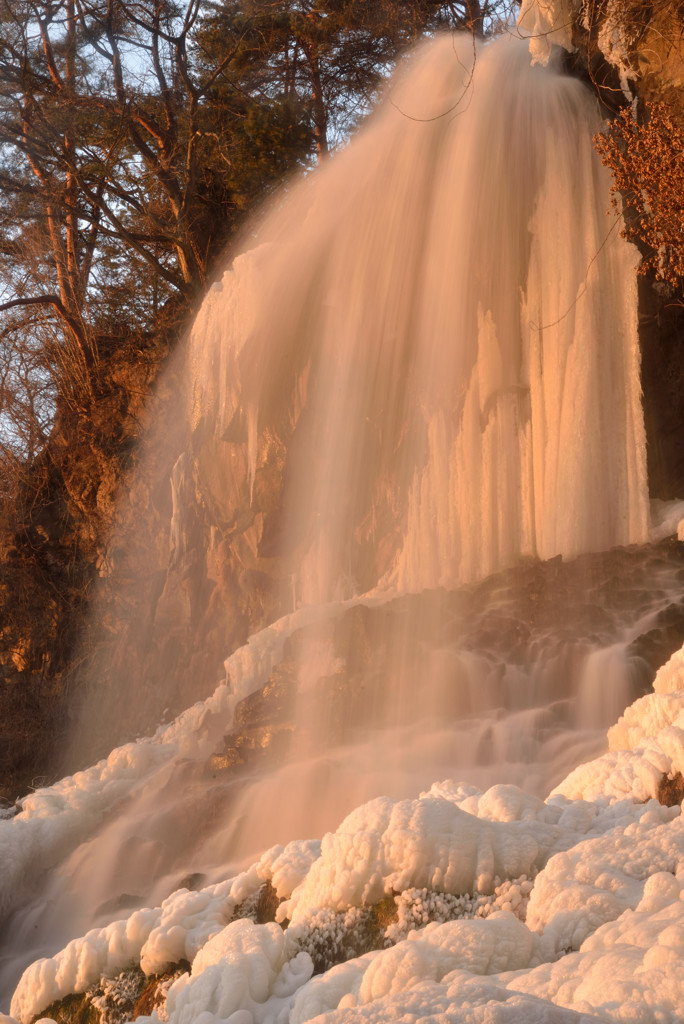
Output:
[
  {"xmin": 4, "ymin": 593, "xmax": 684, "ymax": 1024},
  {"xmin": 277, "ymin": 795, "xmax": 557, "ymax": 925},
  {"xmin": 8, "ymin": 621, "xmax": 684, "ymax": 1024},
  {"xmin": 552, "ymin": 686, "xmax": 684, "ymax": 804},
  {"xmin": 0, "ymin": 741, "xmax": 174, "ymax": 926},
  {"xmin": 7, "ymin": 837, "xmax": 321, "ymax": 1024},
  {"xmin": 9, "ymin": 644, "xmax": 684, "ymax": 1024},
  {"xmin": 3, "ymin": 495, "xmax": 684, "ymax": 1024},
  {"xmin": 653, "ymin": 645, "xmax": 684, "ymax": 695},
  {"xmin": 160, "ymin": 919, "xmax": 313, "ymax": 1024},
  {"xmin": 649, "ymin": 498, "xmax": 684, "ymax": 543},
  {"xmin": 511, "ymin": 898, "xmax": 684, "ymax": 1021},
  {"xmin": 0, "ymin": 598, "xmax": 361, "ymax": 942}
]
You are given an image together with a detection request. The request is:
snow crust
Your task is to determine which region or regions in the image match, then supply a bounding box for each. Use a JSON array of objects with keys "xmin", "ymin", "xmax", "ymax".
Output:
[
  {"xmin": 9, "ymin": 625, "xmax": 684, "ymax": 1024},
  {"xmin": 278, "ymin": 794, "xmax": 557, "ymax": 924},
  {"xmin": 10, "ymin": 640, "xmax": 684, "ymax": 1024},
  {"xmin": 553, "ymin": 685, "xmax": 684, "ymax": 803}
]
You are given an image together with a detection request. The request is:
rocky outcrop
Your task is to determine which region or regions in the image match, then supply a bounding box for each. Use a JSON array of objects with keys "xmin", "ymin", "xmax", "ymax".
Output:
[
  {"xmin": 638, "ymin": 281, "xmax": 684, "ymax": 499},
  {"xmin": 561, "ymin": 0, "xmax": 684, "ymax": 498}
]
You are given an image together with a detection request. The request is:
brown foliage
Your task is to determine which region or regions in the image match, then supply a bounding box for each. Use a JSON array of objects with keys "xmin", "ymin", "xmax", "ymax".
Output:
[
  {"xmin": 657, "ymin": 770, "xmax": 684, "ymax": 806},
  {"xmin": 594, "ymin": 101, "xmax": 684, "ymax": 290},
  {"xmin": 580, "ymin": 0, "xmax": 684, "ymax": 74}
]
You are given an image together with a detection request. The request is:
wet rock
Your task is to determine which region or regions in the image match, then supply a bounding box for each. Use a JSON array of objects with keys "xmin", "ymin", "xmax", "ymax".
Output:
[
  {"xmin": 626, "ymin": 600, "xmax": 684, "ymax": 682},
  {"xmin": 233, "ymin": 674, "xmax": 297, "ymax": 730},
  {"xmin": 94, "ymin": 893, "xmax": 142, "ymax": 919},
  {"xmin": 234, "ymin": 881, "xmax": 284, "ymax": 926},
  {"xmin": 206, "ymin": 542, "xmax": 684, "ymax": 792},
  {"xmin": 177, "ymin": 873, "xmax": 206, "ymax": 892},
  {"xmin": 31, "ymin": 992, "xmax": 101, "ymax": 1024},
  {"xmin": 212, "ymin": 723, "xmax": 294, "ymax": 773},
  {"xmin": 132, "ymin": 965, "xmax": 189, "ymax": 1021}
]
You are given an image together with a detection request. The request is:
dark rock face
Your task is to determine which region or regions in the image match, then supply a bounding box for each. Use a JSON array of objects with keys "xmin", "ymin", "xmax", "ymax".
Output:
[
  {"xmin": 233, "ymin": 880, "xmax": 283, "ymax": 926},
  {"xmin": 626, "ymin": 597, "xmax": 684, "ymax": 679},
  {"xmin": 564, "ymin": 3, "xmax": 684, "ymax": 500},
  {"xmin": 30, "ymin": 964, "xmax": 190, "ymax": 1024},
  {"xmin": 638, "ymin": 281, "xmax": 684, "ymax": 499}
]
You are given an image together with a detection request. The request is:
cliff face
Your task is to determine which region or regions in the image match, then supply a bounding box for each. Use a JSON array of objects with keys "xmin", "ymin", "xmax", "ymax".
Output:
[
  {"xmin": 543, "ymin": 0, "xmax": 684, "ymax": 499},
  {"xmin": 575, "ymin": 0, "xmax": 684, "ymax": 109},
  {"xmin": 596, "ymin": 2, "xmax": 684, "ymax": 501}
]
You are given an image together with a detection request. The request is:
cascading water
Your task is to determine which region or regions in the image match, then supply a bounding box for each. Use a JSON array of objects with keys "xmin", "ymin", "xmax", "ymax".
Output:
[
  {"xmin": 190, "ymin": 32, "xmax": 648, "ymax": 607},
  {"xmin": 1, "ymin": 29, "xmax": 682, "ymax": 1019}
]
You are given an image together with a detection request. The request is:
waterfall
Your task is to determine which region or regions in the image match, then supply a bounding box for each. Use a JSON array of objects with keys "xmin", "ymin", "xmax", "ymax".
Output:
[
  {"xmin": 0, "ymin": 30, "xmax": 670, "ymax": 1019},
  {"xmin": 190, "ymin": 32, "xmax": 648, "ymax": 609}
]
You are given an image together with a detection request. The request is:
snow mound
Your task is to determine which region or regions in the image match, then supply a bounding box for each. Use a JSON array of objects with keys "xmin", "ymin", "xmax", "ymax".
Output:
[{"xmin": 9, "ymin": 648, "xmax": 684, "ymax": 1024}]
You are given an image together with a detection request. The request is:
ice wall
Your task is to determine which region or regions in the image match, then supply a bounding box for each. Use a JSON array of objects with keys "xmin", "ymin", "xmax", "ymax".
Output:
[{"xmin": 190, "ymin": 32, "xmax": 649, "ymax": 606}]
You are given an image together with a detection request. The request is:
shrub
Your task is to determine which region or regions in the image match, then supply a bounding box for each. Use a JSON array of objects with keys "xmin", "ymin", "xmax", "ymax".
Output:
[{"xmin": 594, "ymin": 101, "xmax": 684, "ymax": 290}]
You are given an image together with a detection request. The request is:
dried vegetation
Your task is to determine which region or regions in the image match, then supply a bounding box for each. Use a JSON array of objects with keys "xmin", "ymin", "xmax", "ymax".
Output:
[{"xmin": 594, "ymin": 101, "xmax": 684, "ymax": 290}]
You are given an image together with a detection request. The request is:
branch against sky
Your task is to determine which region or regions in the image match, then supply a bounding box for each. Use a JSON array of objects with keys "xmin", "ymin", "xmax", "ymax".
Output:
[{"xmin": 0, "ymin": 0, "xmax": 515, "ymax": 440}]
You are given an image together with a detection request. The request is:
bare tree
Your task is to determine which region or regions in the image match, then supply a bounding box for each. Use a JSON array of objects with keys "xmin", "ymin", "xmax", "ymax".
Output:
[{"xmin": 0, "ymin": 0, "xmax": 292, "ymax": 406}]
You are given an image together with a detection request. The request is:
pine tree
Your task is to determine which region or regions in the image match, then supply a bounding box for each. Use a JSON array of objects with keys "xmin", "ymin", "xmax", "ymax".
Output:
[{"xmin": 195, "ymin": 1, "xmax": 503, "ymax": 162}]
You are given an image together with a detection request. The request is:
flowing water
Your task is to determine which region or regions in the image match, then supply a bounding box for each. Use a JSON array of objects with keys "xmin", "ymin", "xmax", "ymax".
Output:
[
  {"xmin": 190, "ymin": 31, "xmax": 648, "ymax": 606},
  {"xmin": 1, "ymin": 30, "xmax": 682, "ymax": 1012}
]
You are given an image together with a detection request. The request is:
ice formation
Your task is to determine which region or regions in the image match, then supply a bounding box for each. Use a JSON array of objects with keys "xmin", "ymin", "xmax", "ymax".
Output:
[
  {"xmin": 519, "ymin": 0, "xmax": 641, "ymax": 88},
  {"xmin": 6, "ymin": 642, "xmax": 684, "ymax": 1024},
  {"xmin": 518, "ymin": 0, "xmax": 577, "ymax": 65},
  {"xmin": 190, "ymin": 30, "xmax": 648, "ymax": 602},
  {"xmin": 1, "ymin": 21, "xmax": 682, "ymax": 1024}
]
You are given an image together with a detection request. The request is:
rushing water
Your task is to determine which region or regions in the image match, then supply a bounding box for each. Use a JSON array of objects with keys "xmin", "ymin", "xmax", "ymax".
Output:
[
  {"xmin": 0, "ymin": 30, "xmax": 679, "ymax": 1014},
  {"xmin": 190, "ymin": 31, "xmax": 648, "ymax": 606}
]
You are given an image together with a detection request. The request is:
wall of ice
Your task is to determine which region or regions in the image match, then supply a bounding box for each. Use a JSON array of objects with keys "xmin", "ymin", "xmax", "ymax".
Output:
[{"xmin": 189, "ymin": 32, "xmax": 649, "ymax": 607}]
